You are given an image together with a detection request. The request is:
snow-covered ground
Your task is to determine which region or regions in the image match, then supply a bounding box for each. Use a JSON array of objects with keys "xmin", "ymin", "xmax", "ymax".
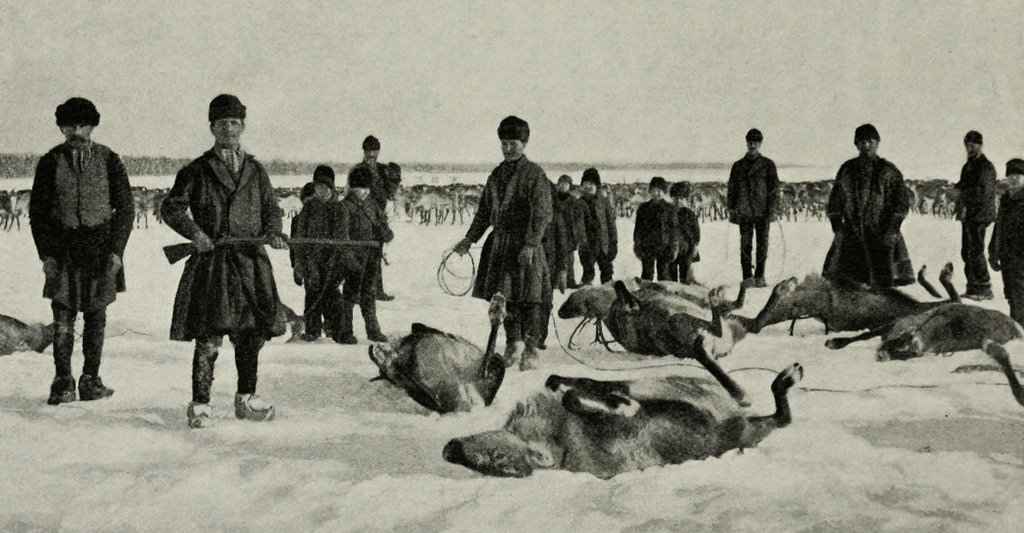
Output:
[{"xmin": 1, "ymin": 209, "xmax": 1022, "ymax": 532}]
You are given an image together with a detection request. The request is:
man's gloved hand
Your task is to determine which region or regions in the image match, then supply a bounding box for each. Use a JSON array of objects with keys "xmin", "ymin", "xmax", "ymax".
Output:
[
  {"xmin": 518, "ymin": 245, "xmax": 536, "ymax": 265},
  {"xmin": 990, "ymin": 257, "xmax": 1001, "ymax": 272},
  {"xmin": 192, "ymin": 231, "xmax": 215, "ymax": 254},
  {"xmin": 453, "ymin": 238, "xmax": 472, "ymax": 256},
  {"xmin": 268, "ymin": 233, "xmax": 287, "ymax": 250},
  {"xmin": 42, "ymin": 257, "xmax": 59, "ymax": 280}
]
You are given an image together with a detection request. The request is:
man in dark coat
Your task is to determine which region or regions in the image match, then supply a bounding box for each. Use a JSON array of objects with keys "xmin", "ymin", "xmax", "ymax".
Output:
[
  {"xmin": 454, "ymin": 115, "xmax": 553, "ymax": 370},
  {"xmin": 30, "ymin": 97, "xmax": 134, "ymax": 405},
  {"xmin": 954, "ymin": 130, "xmax": 997, "ymax": 300},
  {"xmin": 669, "ymin": 181, "xmax": 701, "ymax": 283},
  {"xmin": 161, "ymin": 94, "xmax": 288, "ymax": 428},
  {"xmin": 292, "ymin": 166, "xmax": 343, "ymax": 341},
  {"xmin": 332, "ymin": 166, "xmax": 393, "ymax": 344},
  {"xmin": 577, "ymin": 167, "xmax": 618, "ymax": 285},
  {"xmin": 988, "ymin": 159, "xmax": 1024, "ymax": 325},
  {"xmin": 633, "ymin": 176, "xmax": 677, "ymax": 280},
  {"xmin": 823, "ymin": 124, "xmax": 914, "ymax": 288},
  {"xmin": 727, "ymin": 128, "xmax": 779, "ymax": 287},
  {"xmin": 351, "ymin": 135, "xmax": 400, "ymax": 301}
]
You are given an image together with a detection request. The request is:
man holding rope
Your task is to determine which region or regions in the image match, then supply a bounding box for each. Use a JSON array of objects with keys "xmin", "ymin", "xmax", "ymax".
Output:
[
  {"xmin": 161, "ymin": 94, "xmax": 287, "ymax": 428},
  {"xmin": 453, "ymin": 116, "xmax": 553, "ymax": 371}
]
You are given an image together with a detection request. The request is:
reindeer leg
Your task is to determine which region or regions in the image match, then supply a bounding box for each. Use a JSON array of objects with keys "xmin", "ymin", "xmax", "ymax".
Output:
[
  {"xmin": 690, "ymin": 336, "xmax": 750, "ymax": 406},
  {"xmin": 825, "ymin": 326, "xmax": 888, "ymax": 349}
]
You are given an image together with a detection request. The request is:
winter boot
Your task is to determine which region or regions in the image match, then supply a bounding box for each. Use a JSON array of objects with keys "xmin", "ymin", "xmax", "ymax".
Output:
[
  {"xmin": 187, "ymin": 402, "xmax": 213, "ymax": 429},
  {"xmin": 362, "ymin": 305, "xmax": 388, "ymax": 343},
  {"xmin": 47, "ymin": 375, "xmax": 76, "ymax": 405},
  {"xmin": 332, "ymin": 301, "xmax": 357, "ymax": 344},
  {"xmin": 235, "ymin": 393, "xmax": 275, "ymax": 422},
  {"xmin": 78, "ymin": 374, "xmax": 114, "ymax": 401},
  {"xmin": 519, "ymin": 336, "xmax": 539, "ymax": 371}
]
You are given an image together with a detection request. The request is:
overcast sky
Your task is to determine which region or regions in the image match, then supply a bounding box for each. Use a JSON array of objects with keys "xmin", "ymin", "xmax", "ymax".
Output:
[{"xmin": 2, "ymin": 0, "xmax": 1022, "ymax": 178}]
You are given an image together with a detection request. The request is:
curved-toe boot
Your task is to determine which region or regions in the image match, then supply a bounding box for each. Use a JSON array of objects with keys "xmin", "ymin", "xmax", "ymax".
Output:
[
  {"xmin": 47, "ymin": 376, "xmax": 76, "ymax": 405},
  {"xmin": 235, "ymin": 393, "xmax": 275, "ymax": 422}
]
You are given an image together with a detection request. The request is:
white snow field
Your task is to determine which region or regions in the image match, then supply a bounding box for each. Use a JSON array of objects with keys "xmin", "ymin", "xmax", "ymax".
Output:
[{"xmin": 0, "ymin": 201, "xmax": 1022, "ymax": 532}]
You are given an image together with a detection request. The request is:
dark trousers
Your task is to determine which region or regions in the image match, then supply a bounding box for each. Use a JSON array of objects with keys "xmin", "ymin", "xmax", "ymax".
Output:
[
  {"xmin": 579, "ymin": 249, "xmax": 614, "ymax": 284},
  {"xmin": 739, "ymin": 219, "xmax": 770, "ymax": 279},
  {"xmin": 51, "ymin": 301, "xmax": 106, "ymax": 378},
  {"xmin": 503, "ymin": 301, "xmax": 543, "ymax": 345},
  {"xmin": 1002, "ymin": 265, "xmax": 1024, "ymax": 326},
  {"xmin": 668, "ymin": 256, "xmax": 695, "ymax": 283},
  {"xmin": 640, "ymin": 256, "xmax": 674, "ymax": 281},
  {"xmin": 565, "ymin": 251, "xmax": 579, "ymax": 286},
  {"xmin": 191, "ymin": 332, "xmax": 264, "ymax": 403},
  {"xmin": 303, "ymin": 282, "xmax": 342, "ymax": 337},
  {"xmin": 961, "ymin": 222, "xmax": 991, "ymax": 293},
  {"xmin": 336, "ymin": 255, "xmax": 383, "ymax": 338}
]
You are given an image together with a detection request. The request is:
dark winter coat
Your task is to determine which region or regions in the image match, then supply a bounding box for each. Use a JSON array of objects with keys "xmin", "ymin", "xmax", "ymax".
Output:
[
  {"xmin": 335, "ymin": 192, "xmax": 393, "ymax": 274},
  {"xmin": 553, "ymin": 189, "xmax": 581, "ymax": 253},
  {"xmin": 633, "ymin": 198, "xmax": 676, "ymax": 260},
  {"xmin": 954, "ymin": 154, "xmax": 997, "ymax": 224},
  {"xmin": 674, "ymin": 204, "xmax": 701, "ymax": 258},
  {"xmin": 823, "ymin": 155, "xmax": 914, "ymax": 286},
  {"xmin": 161, "ymin": 150, "xmax": 284, "ymax": 341},
  {"xmin": 579, "ymin": 193, "xmax": 618, "ymax": 258},
  {"xmin": 545, "ymin": 183, "xmax": 576, "ymax": 276},
  {"xmin": 989, "ymin": 189, "xmax": 1024, "ymax": 265},
  {"xmin": 30, "ymin": 142, "xmax": 134, "ymax": 312},
  {"xmin": 727, "ymin": 154, "xmax": 779, "ymax": 223},
  {"xmin": 464, "ymin": 156, "xmax": 552, "ymax": 304},
  {"xmin": 291, "ymin": 197, "xmax": 338, "ymax": 287}
]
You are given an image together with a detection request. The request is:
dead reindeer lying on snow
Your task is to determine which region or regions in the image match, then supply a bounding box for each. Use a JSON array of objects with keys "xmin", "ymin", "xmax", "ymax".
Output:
[
  {"xmin": 0, "ymin": 314, "xmax": 54, "ymax": 356},
  {"xmin": 823, "ymin": 278, "xmax": 1024, "ymax": 361},
  {"xmin": 368, "ymin": 294, "xmax": 507, "ymax": 413},
  {"xmin": 443, "ymin": 362, "xmax": 803, "ymax": 479},
  {"xmin": 556, "ymin": 279, "xmax": 740, "ymax": 349},
  {"xmin": 756, "ymin": 263, "xmax": 960, "ymax": 337}
]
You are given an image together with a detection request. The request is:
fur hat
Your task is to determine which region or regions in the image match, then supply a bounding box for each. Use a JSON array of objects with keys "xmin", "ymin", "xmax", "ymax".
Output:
[
  {"xmin": 362, "ymin": 135, "xmax": 380, "ymax": 151},
  {"xmin": 1006, "ymin": 158, "xmax": 1024, "ymax": 177},
  {"xmin": 964, "ymin": 130, "xmax": 983, "ymax": 144},
  {"xmin": 581, "ymin": 167, "xmax": 601, "ymax": 187},
  {"xmin": 208, "ymin": 94, "xmax": 246, "ymax": 122},
  {"xmin": 348, "ymin": 166, "xmax": 373, "ymax": 188},
  {"xmin": 497, "ymin": 115, "xmax": 530, "ymax": 143},
  {"xmin": 55, "ymin": 97, "xmax": 100, "ymax": 127},
  {"xmin": 648, "ymin": 176, "xmax": 668, "ymax": 192},
  {"xmin": 745, "ymin": 128, "xmax": 763, "ymax": 142},
  {"xmin": 854, "ymin": 124, "xmax": 880, "ymax": 143},
  {"xmin": 300, "ymin": 182, "xmax": 318, "ymax": 201},
  {"xmin": 557, "ymin": 174, "xmax": 573, "ymax": 186},
  {"xmin": 313, "ymin": 165, "xmax": 335, "ymax": 187},
  {"xmin": 670, "ymin": 181, "xmax": 692, "ymax": 199}
]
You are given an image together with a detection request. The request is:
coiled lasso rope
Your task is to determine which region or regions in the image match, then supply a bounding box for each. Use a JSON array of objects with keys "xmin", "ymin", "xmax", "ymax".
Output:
[{"xmin": 437, "ymin": 246, "xmax": 477, "ymax": 297}]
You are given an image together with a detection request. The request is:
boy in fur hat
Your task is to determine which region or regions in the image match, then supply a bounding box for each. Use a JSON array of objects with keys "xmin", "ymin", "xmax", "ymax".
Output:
[
  {"xmin": 577, "ymin": 167, "xmax": 618, "ymax": 285},
  {"xmin": 292, "ymin": 166, "xmax": 344, "ymax": 341},
  {"xmin": 633, "ymin": 176, "xmax": 677, "ymax": 280},
  {"xmin": 669, "ymin": 181, "xmax": 701, "ymax": 283},
  {"xmin": 332, "ymin": 166, "xmax": 393, "ymax": 344}
]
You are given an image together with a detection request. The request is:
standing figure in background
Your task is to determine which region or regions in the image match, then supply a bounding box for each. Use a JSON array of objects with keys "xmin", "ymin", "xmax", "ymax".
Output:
[
  {"xmin": 551, "ymin": 174, "xmax": 580, "ymax": 291},
  {"xmin": 352, "ymin": 135, "xmax": 400, "ymax": 301},
  {"xmin": 453, "ymin": 116, "xmax": 552, "ymax": 370},
  {"xmin": 669, "ymin": 181, "xmax": 701, "ymax": 283},
  {"xmin": 822, "ymin": 124, "xmax": 914, "ymax": 288},
  {"xmin": 577, "ymin": 167, "xmax": 618, "ymax": 285},
  {"xmin": 30, "ymin": 97, "xmax": 134, "ymax": 405},
  {"xmin": 954, "ymin": 130, "xmax": 997, "ymax": 301},
  {"xmin": 989, "ymin": 159, "xmax": 1024, "ymax": 325},
  {"xmin": 162, "ymin": 94, "xmax": 288, "ymax": 428},
  {"xmin": 539, "ymin": 178, "xmax": 575, "ymax": 349},
  {"xmin": 727, "ymin": 128, "xmax": 779, "ymax": 287},
  {"xmin": 292, "ymin": 166, "xmax": 343, "ymax": 341},
  {"xmin": 633, "ymin": 176, "xmax": 676, "ymax": 280},
  {"xmin": 332, "ymin": 166, "xmax": 393, "ymax": 345}
]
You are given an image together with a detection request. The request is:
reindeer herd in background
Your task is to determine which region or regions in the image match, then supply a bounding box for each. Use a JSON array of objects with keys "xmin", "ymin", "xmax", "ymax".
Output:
[{"xmin": 0, "ymin": 177, "xmax": 977, "ymax": 231}]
